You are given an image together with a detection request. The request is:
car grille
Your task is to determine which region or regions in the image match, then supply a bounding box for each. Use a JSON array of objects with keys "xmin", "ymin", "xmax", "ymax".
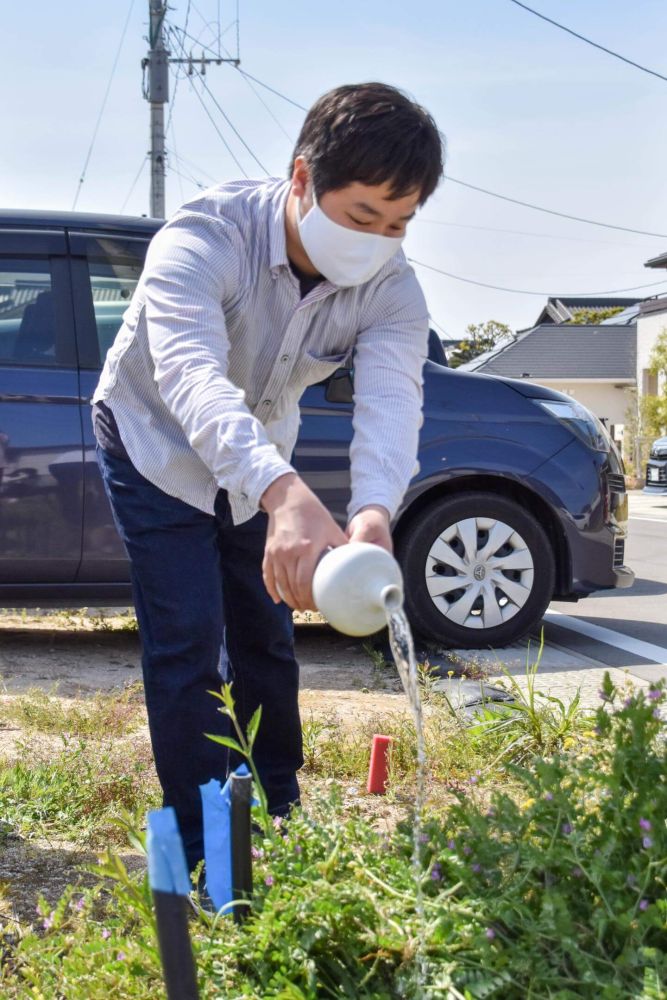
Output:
[
  {"xmin": 646, "ymin": 465, "xmax": 667, "ymax": 486},
  {"xmin": 613, "ymin": 537, "xmax": 625, "ymax": 568},
  {"xmin": 607, "ymin": 473, "xmax": 625, "ymax": 494}
]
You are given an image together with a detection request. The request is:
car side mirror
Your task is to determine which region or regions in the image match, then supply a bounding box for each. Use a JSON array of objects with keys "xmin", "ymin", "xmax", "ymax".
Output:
[{"xmin": 325, "ymin": 367, "xmax": 354, "ymax": 404}]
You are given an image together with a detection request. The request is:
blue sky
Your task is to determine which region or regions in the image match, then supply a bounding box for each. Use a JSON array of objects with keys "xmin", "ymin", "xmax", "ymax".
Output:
[{"xmin": 3, "ymin": 0, "xmax": 667, "ymax": 336}]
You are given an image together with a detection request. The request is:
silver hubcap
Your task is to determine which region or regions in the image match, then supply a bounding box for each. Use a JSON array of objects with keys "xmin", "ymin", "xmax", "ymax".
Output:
[{"xmin": 424, "ymin": 516, "xmax": 535, "ymax": 630}]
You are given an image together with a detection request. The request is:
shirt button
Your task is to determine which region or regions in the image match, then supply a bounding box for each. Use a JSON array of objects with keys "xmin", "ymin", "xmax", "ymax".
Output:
[
  {"xmin": 263, "ymin": 399, "xmax": 272, "ymax": 406},
  {"xmin": 280, "ymin": 354, "xmax": 289, "ymax": 362}
]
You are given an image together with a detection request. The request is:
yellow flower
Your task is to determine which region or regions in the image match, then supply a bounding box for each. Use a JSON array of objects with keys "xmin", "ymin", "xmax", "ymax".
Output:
[
  {"xmin": 563, "ymin": 737, "xmax": 576, "ymax": 751},
  {"xmin": 520, "ymin": 798, "xmax": 536, "ymax": 812}
]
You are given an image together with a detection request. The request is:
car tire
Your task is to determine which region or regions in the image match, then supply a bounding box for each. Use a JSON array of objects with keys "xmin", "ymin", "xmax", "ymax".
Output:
[{"xmin": 395, "ymin": 491, "xmax": 555, "ymax": 648}]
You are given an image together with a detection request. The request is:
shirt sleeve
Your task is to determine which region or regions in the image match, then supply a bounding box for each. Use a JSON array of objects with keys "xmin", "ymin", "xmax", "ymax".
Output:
[
  {"xmin": 142, "ymin": 212, "xmax": 295, "ymax": 508},
  {"xmin": 347, "ymin": 262, "xmax": 429, "ymax": 523}
]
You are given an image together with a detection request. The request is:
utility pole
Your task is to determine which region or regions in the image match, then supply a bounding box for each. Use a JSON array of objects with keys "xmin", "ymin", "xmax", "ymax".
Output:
[
  {"xmin": 143, "ymin": 0, "xmax": 240, "ymax": 218},
  {"xmin": 145, "ymin": 0, "xmax": 169, "ymax": 218}
]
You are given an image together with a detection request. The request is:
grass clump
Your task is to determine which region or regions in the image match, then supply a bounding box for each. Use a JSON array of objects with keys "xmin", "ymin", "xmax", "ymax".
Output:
[
  {"xmin": 0, "ymin": 686, "xmax": 144, "ymax": 739},
  {"xmin": 0, "ymin": 736, "xmax": 160, "ymax": 846},
  {"xmin": 2, "ymin": 675, "xmax": 665, "ymax": 999}
]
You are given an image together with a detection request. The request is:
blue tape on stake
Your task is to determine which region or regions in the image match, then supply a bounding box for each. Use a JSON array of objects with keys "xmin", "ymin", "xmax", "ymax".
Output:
[
  {"xmin": 200, "ymin": 763, "xmax": 252, "ymax": 914},
  {"xmin": 147, "ymin": 807, "xmax": 192, "ymax": 897}
]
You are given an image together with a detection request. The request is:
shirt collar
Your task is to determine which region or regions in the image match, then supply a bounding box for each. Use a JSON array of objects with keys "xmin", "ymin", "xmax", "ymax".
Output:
[{"xmin": 268, "ymin": 179, "xmax": 292, "ymax": 275}]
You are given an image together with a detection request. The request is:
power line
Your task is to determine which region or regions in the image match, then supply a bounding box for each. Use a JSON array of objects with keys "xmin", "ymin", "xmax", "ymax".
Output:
[
  {"xmin": 182, "ymin": 61, "xmax": 665, "ymax": 240},
  {"xmin": 119, "ymin": 155, "xmax": 149, "ymax": 213},
  {"xmin": 166, "ymin": 21, "xmax": 248, "ymax": 177},
  {"xmin": 165, "ymin": 1, "xmax": 192, "ymax": 136},
  {"xmin": 72, "ymin": 0, "xmax": 136, "ymax": 209},
  {"xmin": 507, "ymin": 0, "xmax": 667, "ymax": 84},
  {"xmin": 236, "ymin": 68, "xmax": 308, "ymax": 112},
  {"xmin": 446, "ymin": 176, "xmax": 667, "ymax": 239},
  {"xmin": 409, "ymin": 258, "xmax": 667, "ymax": 298},
  {"xmin": 415, "ymin": 217, "xmax": 659, "ymax": 249},
  {"xmin": 167, "ymin": 21, "xmax": 269, "ymax": 174},
  {"xmin": 194, "ymin": 70, "xmax": 270, "ymax": 174}
]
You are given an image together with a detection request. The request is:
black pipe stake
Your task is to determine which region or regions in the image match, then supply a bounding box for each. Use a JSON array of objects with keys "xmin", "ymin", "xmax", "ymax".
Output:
[
  {"xmin": 152, "ymin": 889, "xmax": 199, "ymax": 1000},
  {"xmin": 230, "ymin": 771, "xmax": 253, "ymax": 924}
]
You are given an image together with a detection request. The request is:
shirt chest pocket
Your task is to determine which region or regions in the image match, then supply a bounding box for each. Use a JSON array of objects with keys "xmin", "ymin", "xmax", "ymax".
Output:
[{"xmin": 292, "ymin": 349, "xmax": 351, "ymax": 387}]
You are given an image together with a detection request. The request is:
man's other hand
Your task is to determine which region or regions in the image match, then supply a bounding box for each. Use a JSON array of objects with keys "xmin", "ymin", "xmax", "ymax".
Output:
[
  {"xmin": 346, "ymin": 505, "xmax": 392, "ymax": 553},
  {"xmin": 261, "ymin": 473, "xmax": 347, "ymax": 611}
]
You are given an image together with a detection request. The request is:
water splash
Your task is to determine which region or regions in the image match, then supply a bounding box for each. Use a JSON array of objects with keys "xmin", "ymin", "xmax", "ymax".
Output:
[{"xmin": 385, "ymin": 597, "xmax": 428, "ymax": 994}]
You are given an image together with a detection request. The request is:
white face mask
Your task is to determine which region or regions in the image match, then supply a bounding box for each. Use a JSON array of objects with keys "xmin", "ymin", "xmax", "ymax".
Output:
[{"xmin": 295, "ymin": 190, "xmax": 404, "ymax": 287}]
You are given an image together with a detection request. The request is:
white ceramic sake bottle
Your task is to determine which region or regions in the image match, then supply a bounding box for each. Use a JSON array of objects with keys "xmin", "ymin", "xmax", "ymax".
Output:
[{"xmin": 311, "ymin": 541, "xmax": 404, "ymax": 636}]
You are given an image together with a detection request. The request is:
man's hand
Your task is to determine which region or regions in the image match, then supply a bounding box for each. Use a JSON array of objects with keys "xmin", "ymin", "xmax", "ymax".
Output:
[
  {"xmin": 346, "ymin": 504, "xmax": 393, "ymax": 553},
  {"xmin": 261, "ymin": 473, "xmax": 347, "ymax": 611}
]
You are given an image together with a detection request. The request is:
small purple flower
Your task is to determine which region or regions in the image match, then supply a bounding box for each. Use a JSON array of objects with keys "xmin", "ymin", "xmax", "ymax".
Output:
[
  {"xmin": 562, "ymin": 823, "xmax": 572, "ymax": 836},
  {"xmin": 653, "ymin": 709, "xmax": 661, "ymax": 720},
  {"xmin": 639, "ymin": 899, "xmax": 649, "ymax": 911},
  {"xmin": 101, "ymin": 928, "xmax": 111, "ymax": 940},
  {"xmin": 476, "ymin": 769, "xmax": 482, "ymax": 776},
  {"xmin": 42, "ymin": 914, "xmax": 54, "ymax": 931},
  {"xmin": 486, "ymin": 927, "xmax": 496, "ymax": 940},
  {"xmin": 419, "ymin": 833, "xmax": 429, "ymax": 843},
  {"xmin": 639, "ymin": 818, "xmax": 652, "ymax": 832},
  {"xmin": 294, "ymin": 844, "xmax": 302, "ymax": 854},
  {"xmin": 471, "ymin": 863, "xmax": 481, "ymax": 873},
  {"xmin": 648, "ymin": 688, "xmax": 661, "ymax": 701},
  {"xmin": 485, "ymin": 808, "xmax": 495, "ymax": 819},
  {"xmin": 264, "ymin": 875, "xmax": 274, "ymax": 887},
  {"xmin": 463, "ymin": 845, "xmax": 472, "ymax": 856},
  {"xmin": 469, "ymin": 775, "xmax": 478, "ymax": 784},
  {"xmin": 447, "ymin": 839, "xmax": 456, "ymax": 850},
  {"xmin": 430, "ymin": 863, "xmax": 442, "ymax": 881},
  {"xmin": 117, "ymin": 951, "xmax": 126, "ymax": 961},
  {"xmin": 251, "ymin": 846, "xmax": 264, "ymax": 859},
  {"xmin": 74, "ymin": 897, "xmax": 85, "ymax": 911},
  {"xmin": 272, "ymin": 816, "xmax": 283, "ymax": 830},
  {"xmin": 623, "ymin": 697, "xmax": 633, "ymax": 709},
  {"xmin": 544, "ymin": 791, "xmax": 553, "ymax": 802},
  {"xmin": 571, "ymin": 867, "xmax": 583, "ymax": 879},
  {"xmin": 598, "ymin": 689, "xmax": 609, "ymax": 702},
  {"xmin": 626, "ymin": 873, "xmax": 637, "ymax": 887},
  {"xmin": 642, "ymin": 836, "xmax": 653, "ymax": 850}
]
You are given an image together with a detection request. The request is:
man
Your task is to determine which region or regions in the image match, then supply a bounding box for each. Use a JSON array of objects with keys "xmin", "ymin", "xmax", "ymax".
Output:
[{"xmin": 93, "ymin": 81, "xmax": 444, "ymax": 873}]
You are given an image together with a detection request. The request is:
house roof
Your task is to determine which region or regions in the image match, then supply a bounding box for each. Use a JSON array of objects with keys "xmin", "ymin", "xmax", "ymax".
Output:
[
  {"xmin": 533, "ymin": 296, "xmax": 641, "ymax": 326},
  {"xmin": 644, "ymin": 251, "xmax": 667, "ymax": 270},
  {"xmin": 465, "ymin": 323, "xmax": 636, "ymax": 380}
]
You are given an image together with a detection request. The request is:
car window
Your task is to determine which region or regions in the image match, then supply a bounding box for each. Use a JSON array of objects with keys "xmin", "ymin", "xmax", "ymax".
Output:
[
  {"xmin": 0, "ymin": 260, "xmax": 59, "ymax": 366},
  {"xmin": 88, "ymin": 258, "xmax": 144, "ymax": 365}
]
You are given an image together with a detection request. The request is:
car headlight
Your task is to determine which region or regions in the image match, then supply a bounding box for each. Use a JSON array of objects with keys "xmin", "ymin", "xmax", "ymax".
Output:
[{"xmin": 534, "ymin": 398, "xmax": 609, "ymax": 452}]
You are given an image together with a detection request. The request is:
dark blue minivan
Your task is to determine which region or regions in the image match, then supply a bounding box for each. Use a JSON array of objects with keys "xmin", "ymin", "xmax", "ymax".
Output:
[{"xmin": 0, "ymin": 210, "xmax": 633, "ymax": 647}]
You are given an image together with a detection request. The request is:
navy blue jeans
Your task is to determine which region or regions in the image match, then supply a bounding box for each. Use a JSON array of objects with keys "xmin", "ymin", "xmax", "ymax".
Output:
[{"xmin": 96, "ymin": 445, "xmax": 302, "ymax": 871}]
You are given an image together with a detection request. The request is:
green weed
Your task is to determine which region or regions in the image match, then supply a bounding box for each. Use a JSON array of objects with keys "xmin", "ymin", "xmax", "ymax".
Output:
[
  {"xmin": 0, "ymin": 686, "xmax": 144, "ymax": 738},
  {"xmin": 2, "ymin": 677, "xmax": 665, "ymax": 998}
]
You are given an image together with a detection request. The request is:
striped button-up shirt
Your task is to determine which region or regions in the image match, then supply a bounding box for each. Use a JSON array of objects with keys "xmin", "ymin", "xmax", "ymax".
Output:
[{"xmin": 93, "ymin": 178, "xmax": 429, "ymax": 524}]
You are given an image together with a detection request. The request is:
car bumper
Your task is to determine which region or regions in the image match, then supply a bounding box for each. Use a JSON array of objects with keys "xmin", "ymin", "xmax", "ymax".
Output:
[{"xmin": 530, "ymin": 439, "xmax": 635, "ymax": 597}]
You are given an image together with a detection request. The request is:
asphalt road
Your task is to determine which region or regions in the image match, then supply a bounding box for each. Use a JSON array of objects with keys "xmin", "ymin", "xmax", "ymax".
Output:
[{"xmin": 542, "ymin": 492, "xmax": 667, "ymax": 684}]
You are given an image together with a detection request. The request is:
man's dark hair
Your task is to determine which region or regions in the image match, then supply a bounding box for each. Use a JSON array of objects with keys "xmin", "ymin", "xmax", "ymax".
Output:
[{"xmin": 289, "ymin": 82, "xmax": 444, "ymax": 206}]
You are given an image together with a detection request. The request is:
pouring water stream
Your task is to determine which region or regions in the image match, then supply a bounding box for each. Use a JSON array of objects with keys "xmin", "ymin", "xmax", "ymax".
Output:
[{"xmin": 382, "ymin": 585, "xmax": 428, "ymax": 992}]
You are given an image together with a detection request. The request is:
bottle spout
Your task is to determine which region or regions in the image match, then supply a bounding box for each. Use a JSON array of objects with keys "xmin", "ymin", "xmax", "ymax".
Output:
[{"xmin": 381, "ymin": 583, "xmax": 403, "ymax": 613}]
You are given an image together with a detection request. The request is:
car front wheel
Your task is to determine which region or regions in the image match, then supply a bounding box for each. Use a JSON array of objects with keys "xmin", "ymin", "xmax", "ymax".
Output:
[{"xmin": 396, "ymin": 491, "xmax": 555, "ymax": 648}]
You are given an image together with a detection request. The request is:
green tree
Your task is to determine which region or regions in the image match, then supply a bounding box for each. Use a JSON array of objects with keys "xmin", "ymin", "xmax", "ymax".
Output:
[
  {"xmin": 448, "ymin": 320, "xmax": 513, "ymax": 368},
  {"xmin": 648, "ymin": 327, "xmax": 667, "ymax": 434},
  {"xmin": 568, "ymin": 306, "xmax": 624, "ymax": 325}
]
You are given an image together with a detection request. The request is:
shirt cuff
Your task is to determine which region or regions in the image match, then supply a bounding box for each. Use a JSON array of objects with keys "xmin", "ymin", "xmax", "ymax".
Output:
[
  {"xmin": 347, "ymin": 490, "xmax": 400, "ymax": 524},
  {"xmin": 226, "ymin": 446, "xmax": 296, "ymax": 511}
]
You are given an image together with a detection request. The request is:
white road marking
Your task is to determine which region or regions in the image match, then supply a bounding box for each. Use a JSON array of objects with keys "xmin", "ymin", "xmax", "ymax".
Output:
[
  {"xmin": 544, "ymin": 611, "xmax": 667, "ymax": 667},
  {"xmin": 629, "ymin": 517, "xmax": 667, "ymax": 524}
]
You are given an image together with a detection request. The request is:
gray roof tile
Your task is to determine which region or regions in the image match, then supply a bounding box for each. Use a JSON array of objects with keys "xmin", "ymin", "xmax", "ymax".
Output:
[{"xmin": 474, "ymin": 324, "xmax": 636, "ymax": 379}]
